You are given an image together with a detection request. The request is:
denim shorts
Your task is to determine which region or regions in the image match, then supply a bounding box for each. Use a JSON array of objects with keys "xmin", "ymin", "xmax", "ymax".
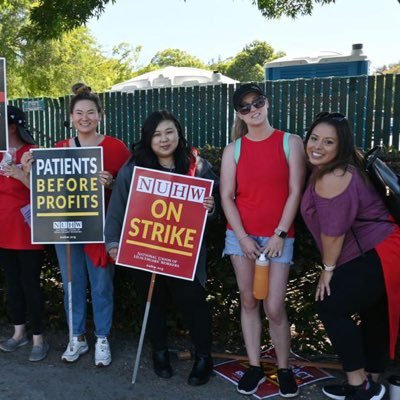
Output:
[{"xmin": 222, "ymin": 229, "xmax": 294, "ymax": 264}]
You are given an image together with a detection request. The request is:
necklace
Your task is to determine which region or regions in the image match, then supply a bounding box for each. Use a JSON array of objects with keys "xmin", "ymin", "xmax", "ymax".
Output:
[{"xmin": 160, "ymin": 162, "xmax": 175, "ymax": 172}]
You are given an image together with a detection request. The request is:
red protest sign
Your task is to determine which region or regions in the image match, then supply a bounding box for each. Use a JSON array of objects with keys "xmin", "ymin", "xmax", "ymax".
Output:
[
  {"xmin": 213, "ymin": 347, "xmax": 333, "ymax": 399},
  {"xmin": 117, "ymin": 167, "xmax": 213, "ymax": 280}
]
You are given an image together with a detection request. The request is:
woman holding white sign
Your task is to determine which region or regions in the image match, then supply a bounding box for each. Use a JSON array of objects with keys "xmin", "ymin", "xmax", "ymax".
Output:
[
  {"xmin": 105, "ymin": 110, "xmax": 218, "ymax": 386},
  {"xmin": 53, "ymin": 84, "xmax": 130, "ymax": 367},
  {"xmin": 0, "ymin": 106, "xmax": 48, "ymax": 362}
]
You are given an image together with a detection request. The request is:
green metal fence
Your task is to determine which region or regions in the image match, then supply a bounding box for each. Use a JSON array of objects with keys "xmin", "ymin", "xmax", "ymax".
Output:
[{"xmin": 10, "ymin": 74, "xmax": 400, "ymax": 150}]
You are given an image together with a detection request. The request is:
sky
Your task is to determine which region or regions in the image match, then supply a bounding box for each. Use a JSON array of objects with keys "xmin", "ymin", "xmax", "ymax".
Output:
[{"xmin": 88, "ymin": 0, "xmax": 400, "ymax": 70}]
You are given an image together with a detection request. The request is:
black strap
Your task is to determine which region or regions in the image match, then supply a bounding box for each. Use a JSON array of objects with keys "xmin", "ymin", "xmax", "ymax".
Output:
[{"xmin": 74, "ymin": 136, "xmax": 81, "ymax": 147}]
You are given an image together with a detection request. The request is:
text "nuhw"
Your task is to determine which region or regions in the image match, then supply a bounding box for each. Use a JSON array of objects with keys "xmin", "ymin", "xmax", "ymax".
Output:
[{"xmin": 136, "ymin": 176, "xmax": 206, "ymax": 203}]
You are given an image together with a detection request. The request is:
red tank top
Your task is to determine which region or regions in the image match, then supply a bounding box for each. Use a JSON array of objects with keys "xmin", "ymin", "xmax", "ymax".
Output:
[
  {"xmin": 0, "ymin": 144, "xmax": 44, "ymax": 250},
  {"xmin": 231, "ymin": 130, "xmax": 294, "ymax": 237}
]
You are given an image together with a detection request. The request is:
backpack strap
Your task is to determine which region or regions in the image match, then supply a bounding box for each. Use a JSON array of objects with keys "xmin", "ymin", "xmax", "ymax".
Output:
[
  {"xmin": 234, "ymin": 137, "xmax": 242, "ymax": 164},
  {"xmin": 283, "ymin": 132, "xmax": 290, "ymax": 161},
  {"xmin": 234, "ymin": 132, "xmax": 290, "ymax": 165}
]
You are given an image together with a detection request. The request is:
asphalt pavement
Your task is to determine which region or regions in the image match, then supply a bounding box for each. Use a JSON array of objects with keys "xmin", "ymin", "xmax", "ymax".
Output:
[{"xmin": 0, "ymin": 325, "xmax": 397, "ymax": 400}]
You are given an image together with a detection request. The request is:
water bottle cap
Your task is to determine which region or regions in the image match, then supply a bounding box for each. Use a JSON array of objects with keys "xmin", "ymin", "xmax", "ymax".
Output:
[
  {"xmin": 259, "ymin": 253, "xmax": 267, "ymax": 262},
  {"xmin": 388, "ymin": 375, "xmax": 400, "ymax": 385}
]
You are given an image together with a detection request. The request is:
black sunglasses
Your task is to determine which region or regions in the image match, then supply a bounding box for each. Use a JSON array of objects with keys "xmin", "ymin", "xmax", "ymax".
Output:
[
  {"xmin": 237, "ymin": 96, "xmax": 266, "ymax": 115},
  {"xmin": 315, "ymin": 112, "xmax": 347, "ymax": 122}
]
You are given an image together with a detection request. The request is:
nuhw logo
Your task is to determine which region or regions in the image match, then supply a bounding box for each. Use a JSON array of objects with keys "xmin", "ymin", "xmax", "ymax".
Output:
[
  {"xmin": 136, "ymin": 176, "xmax": 206, "ymax": 203},
  {"xmin": 53, "ymin": 221, "xmax": 83, "ymax": 229}
]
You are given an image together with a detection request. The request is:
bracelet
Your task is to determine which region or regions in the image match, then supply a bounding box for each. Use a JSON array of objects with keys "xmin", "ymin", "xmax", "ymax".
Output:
[
  {"xmin": 322, "ymin": 263, "xmax": 336, "ymax": 272},
  {"xmin": 238, "ymin": 234, "xmax": 249, "ymax": 242}
]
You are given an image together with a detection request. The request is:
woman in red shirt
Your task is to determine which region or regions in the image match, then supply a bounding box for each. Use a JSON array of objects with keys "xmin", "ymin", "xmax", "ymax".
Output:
[
  {"xmin": 0, "ymin": 106, "xmax": 48, "ymax": 362},
  {"xmin": 220, "ymin": 84, "xmax": 305, "ymax": 397},
  {"xmin": 53, "ymin": 84, "xmax": 130, "ymax": 367}
]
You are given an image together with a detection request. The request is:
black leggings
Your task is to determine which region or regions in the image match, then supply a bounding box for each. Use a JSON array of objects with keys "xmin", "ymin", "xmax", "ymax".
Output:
[
  {"xmin": 0, "ymin": 248, "xmax": 44, "ymax": 335},
  {"xmin": 131, "ymin": 270, "xmax": 212, "ymax": 354},
  {"xmin": 316, "ymin": 249, "xmax": 389, "ymax": 373}
]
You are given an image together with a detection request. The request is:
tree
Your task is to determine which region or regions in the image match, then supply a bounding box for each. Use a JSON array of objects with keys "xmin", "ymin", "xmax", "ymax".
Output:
[
  {"xmin": 135, "ymin": 42, "xmax": 284, "ymax": 83},
  {"xmin": 102, "ymin": 42, "xmax": 142, "ymax": 84},
  {"xmin": 378, "ymin": 63, "xmax": 400, "ymax": 74},
  {"xmin": 150, "ymin": 49, "xmax": 206, "ymax": 69},
  {"xmin": 219, "ymin": 41, "xmax": 285, "ymax": 82},
  {"xmin": 15, "ymin": 28, "xmax": 140, "ymax": 98},
  {"xmin": 208, "ymin": 57, "xmax": 232, "ymax": 77},
  {"xmin": 130, "ymin": 64, "xmax": 163, "ymax": 79},
  {"xmin": 254, "ymin": 0, "xmax": 336, "ymax": 18},
  {"xmin": 0, "ymin": 0, "xmax": 32, "ymax": 92},
  {"xmin": 0, "ymin": 2, "xmax": 140, "ymax": 97},
  {"xmin": 127, "ymin": 48, "xmax": 208, "ymax": 80},
  {"xmin": 23, "ymin": 0, "xmax": 339, "ymax": 40},
  {"xmin": 28, "ymin": 0, "xmax": 116, "ymax": 40}
]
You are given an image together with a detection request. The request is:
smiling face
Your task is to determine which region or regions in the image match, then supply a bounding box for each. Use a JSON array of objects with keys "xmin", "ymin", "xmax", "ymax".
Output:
[
  {"xmin": 237, "ymin": 92, "xmax": 268, "ymax": 126},
  {"xmin": 70, "ymin": 99, "xmax": 101, "ymax": 135},
  {"xmin": 150, "ymin": 119, "xmax": 180, "ymax": 164},
  {"xmin": 306, "ymin": 122, "xmax": 339, "ymax": 167}
]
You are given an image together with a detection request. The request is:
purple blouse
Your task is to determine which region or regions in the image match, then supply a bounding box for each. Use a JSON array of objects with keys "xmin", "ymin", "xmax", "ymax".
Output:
[{"xmin": 300, "ymin": 167, "xmax": 394, "ymax": 267}]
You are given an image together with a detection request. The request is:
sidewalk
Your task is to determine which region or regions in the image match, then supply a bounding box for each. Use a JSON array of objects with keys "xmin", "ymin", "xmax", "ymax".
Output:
[{"xmin": 0, "ymin": 325, "xmax": 396, "ymax": 400}]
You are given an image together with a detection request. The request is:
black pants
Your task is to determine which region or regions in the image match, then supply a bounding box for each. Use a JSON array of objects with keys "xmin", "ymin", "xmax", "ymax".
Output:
[
  {"xmin": 131, "ymin": 269, "xmax": 212, "ymax": 354},
  {"xmin": 0, "ymin": 248, "xmax": 44, "ymax": 335},
  {"xmin": 316, "ymin": 249, "xmax": 389, "ymax": 373}
]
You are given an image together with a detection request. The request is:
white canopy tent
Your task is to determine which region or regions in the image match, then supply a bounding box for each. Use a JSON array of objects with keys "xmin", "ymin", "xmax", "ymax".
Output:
[{"xmin": 111, "ymin": 66, "xmax": 238, "ymax": 91}]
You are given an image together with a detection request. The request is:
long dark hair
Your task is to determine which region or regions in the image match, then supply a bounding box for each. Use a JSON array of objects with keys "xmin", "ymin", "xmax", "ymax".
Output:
[
  {"xmin": 304, "ymin": 112, "xmax": 365, "ymax": 182},
  {"xmin": 132, "ymin": 110, "xmax": 195, "ymax": 174}
]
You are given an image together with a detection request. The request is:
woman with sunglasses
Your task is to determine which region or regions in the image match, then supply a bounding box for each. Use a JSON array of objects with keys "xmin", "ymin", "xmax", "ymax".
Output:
[
  {"xmin": 300, "ymin": 112, "xmax": 400, "ymax": 400},
  {"xmin": 220, "ymin": 83, "xmax": 305, "ymax": 397}
]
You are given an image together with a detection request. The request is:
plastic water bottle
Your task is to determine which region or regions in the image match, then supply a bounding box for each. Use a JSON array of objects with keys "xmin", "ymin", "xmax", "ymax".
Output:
[
  {"xmin": 388, "ymin": 375, "xmax": 400, "ymax": 400},
  {"xmin": 0, "ymin": 148, "xmax": 16, "ymax": 175},
  {"xmin": 253, "ymin": 253, "xmax": 270, "ymax": 300}
]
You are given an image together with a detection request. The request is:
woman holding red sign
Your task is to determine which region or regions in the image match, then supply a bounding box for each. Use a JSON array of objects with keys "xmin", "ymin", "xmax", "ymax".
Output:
[{"xmin": 105, "ymin": 110, "xmax": 218, "ymax": 386}]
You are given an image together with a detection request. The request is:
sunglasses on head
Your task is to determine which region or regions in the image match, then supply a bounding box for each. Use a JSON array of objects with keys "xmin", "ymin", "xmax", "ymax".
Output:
[
  {"xmin": 237, "ymin": 96, "xmax": 266, "ymax": 115},
  {"xmin": 315, "ymin": 112, "xmax": 347, "ymax": 122}
]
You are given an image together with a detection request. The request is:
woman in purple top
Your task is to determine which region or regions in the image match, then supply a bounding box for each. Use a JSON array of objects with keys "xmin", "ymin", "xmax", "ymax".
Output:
[{"xmin": 300, "ymin": 112, "xmax": 400, "ymax": 400}]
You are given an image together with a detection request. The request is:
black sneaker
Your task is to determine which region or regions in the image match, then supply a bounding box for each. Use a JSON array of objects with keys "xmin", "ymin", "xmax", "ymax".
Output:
[
  {"xmin": 277, "ymin": 368, "xmax": 299, "ymax": 398},
  {"xmin": 346, "ymin": 376, "xmax": 385, "ymax": 400},
  {"xmin": 237, "ymin": 365, "xmax": 266, "ymax": 395},
  {"xmin": 322, "ymin": 382, "xmax": 356, "ymax": 400}
]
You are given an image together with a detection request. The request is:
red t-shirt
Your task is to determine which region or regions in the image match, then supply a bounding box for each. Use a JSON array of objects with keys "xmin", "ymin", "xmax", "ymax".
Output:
[
  {"xmin": 55, "ymin": 136, "xmax": 131, "ymax": 207},
  {"xmin": 230, "ymin": 130, "xmax": 294, "ymax": 237},
  {"xmin": 56, "ymin": 135, "xmax": 131, "ymax": 267},
  {"xmin": 0, "ymin": 144, "xmax": 44, "ymax": 250}
]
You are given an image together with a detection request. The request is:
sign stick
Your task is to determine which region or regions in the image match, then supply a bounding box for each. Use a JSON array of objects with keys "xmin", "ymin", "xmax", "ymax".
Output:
[
  {"xmin": 131, "ymin": 272, "xmax": 157, "ymax": 384},
  {"xmin": 66, "ymin": 242, "xmax": 74, "ymax": 350}
]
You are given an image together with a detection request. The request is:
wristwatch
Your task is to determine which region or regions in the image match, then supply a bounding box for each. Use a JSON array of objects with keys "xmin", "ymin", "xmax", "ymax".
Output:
[
  {"xmin": 274, "ymin": 228, "xmax": 288, "ymax": 239},
  {"xmin": 322, "ymin": 263, "xmax": 336, "ymax": 272}
]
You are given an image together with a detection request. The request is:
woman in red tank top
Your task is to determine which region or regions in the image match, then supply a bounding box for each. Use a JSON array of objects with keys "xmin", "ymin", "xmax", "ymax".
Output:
[
  {"xmin": 0, "ymin": 106, "xmax": 48, "ymax": 362},
  {"xmin": 220, "ymin": 84, "xmax": 306, "ymax": 397}
]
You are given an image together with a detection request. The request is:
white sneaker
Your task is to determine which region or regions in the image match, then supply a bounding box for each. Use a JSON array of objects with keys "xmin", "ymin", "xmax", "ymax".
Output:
[
  {"xmin": 61, "ymin": 337, "xmax": 89, "ymax": 362},
  {"xmin": 95, "ymin": 337, "xmax": 111, "ymax": 367}
]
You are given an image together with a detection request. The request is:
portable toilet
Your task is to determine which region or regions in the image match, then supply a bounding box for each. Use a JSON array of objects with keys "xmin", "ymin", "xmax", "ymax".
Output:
[{"xmin": 264, "ymin": 44, "xmax": 370, "ymax": 80}]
